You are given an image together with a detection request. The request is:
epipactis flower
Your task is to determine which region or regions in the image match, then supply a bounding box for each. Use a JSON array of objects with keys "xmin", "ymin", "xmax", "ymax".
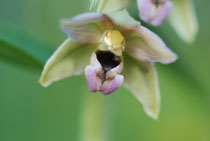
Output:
[
  {"xmin": 137, "ymin": 0, "xmax": 173, "ymax": 26},
  {"xmin": 92, "ymin": 0, "xmax": 199, "ymax": 43},
  {"xmin": 39, "ymin": 10, "xmax": 177, "ymax": 119}
]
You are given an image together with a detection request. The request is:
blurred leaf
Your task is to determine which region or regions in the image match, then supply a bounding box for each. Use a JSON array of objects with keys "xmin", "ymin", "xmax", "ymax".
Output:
[
  {"xmin": 169, "ymin": 0, "xmax": 199, "ymax": 43},
  {"xmin": 0, "ymin": 39, "xmax": 42, "ymax": 69},
  {"xmin": 0, "ymin": 25, "xmax": 53, "ymax": 70}
]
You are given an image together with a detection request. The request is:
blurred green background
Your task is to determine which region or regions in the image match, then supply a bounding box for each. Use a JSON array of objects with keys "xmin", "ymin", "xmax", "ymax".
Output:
[{"xmin": 0, "ymin": 0, "xmax": 210, "ymax": 141}]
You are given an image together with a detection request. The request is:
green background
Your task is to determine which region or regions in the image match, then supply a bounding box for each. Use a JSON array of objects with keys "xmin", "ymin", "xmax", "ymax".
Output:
[{"xmin": 0, "ymin": 0, "xmax": 210, "ymax": 141}]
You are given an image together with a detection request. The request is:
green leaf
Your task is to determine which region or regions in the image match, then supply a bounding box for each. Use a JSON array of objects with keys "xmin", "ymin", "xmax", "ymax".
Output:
[{"xmin": 0, "ymin": 25, "xmax": 53, "ymax": 69}]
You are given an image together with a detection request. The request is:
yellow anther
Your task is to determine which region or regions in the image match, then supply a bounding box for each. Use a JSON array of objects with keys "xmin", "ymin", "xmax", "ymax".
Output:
[{"xmin": 104, "ymin": 30, "xmax": 125, "ymax": 48}]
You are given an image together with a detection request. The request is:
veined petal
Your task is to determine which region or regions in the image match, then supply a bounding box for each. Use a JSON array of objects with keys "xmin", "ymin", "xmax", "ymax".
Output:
[
  {"xmin": 106, "ymin": 10, "xmax": 140, "ymax": 29},
  {"xmin": 169, "ymin": 0, "xmax": 199, "ymax": 43},
  {"xmin": 97, "ymin": 0, "xmax": 133, "ymax": 12},
  {"xmin": 122, "ymin": 56, "xmax": 160, "ymax": 119},
  {"xmin": 60, "ymin": 12, "xmax": 114, "ymax": 43},
  {"xmin": 106, "ymin": 10, "xmax": 141, "ymax": 37},
  {"xmin": 126, "ymin": 25, "xmax": 177, "ymax": 64},
  {"xmin": 39, "ymin": 38, "xmax": 97, "ymax": 87}
]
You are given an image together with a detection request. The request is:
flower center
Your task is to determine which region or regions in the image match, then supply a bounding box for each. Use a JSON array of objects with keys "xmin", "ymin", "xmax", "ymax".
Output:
[
  {"xmin": 104, "ymin": 30, "xmax": 125, "ymax": 49},
  {"xmin": 96, "ymin": 50, "xmax": 121, "ymax": 72}
]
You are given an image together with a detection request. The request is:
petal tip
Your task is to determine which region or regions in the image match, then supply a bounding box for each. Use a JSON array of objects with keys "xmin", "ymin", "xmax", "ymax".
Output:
[
  {"xmin": 39, "ymin": 80, "xmax": 50, "ymax": 87},
  {"xmin": 149, "ymin": 113, "xmax": 159, "ymax": 120},
  {"xmin": 39, "ymin": 73, "xmax": 51, "ymax": 87},
  {"xmin": 143, "ymin": 98, "xmax": 160, "ymax": 120},
  {"xmin": 162, "ymin": 51, "xmax": 178, "ymax": 64}
]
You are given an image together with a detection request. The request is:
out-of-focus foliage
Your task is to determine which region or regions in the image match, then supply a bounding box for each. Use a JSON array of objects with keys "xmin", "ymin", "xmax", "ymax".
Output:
[
  {"xmin": 0, "ymin": 0, "xmax": 210, "ymax": 141},
  {"xmin": 169, "ymin": 0, "xmax": 199, "ymax": 43},
  {"xmin": 0, "ymin": 25, "xmax": 52, "ymax": 69}
]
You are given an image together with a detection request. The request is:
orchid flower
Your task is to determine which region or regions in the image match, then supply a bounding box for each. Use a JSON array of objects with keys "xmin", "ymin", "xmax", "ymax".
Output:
[
  {"xmin": 39, "ymin": 10, "xmax": 177, "ymax": 119},
  {"xmin": 92, "ymin": 0, "xmax": 199, "ymax": 43},
  {"xmin": 137, "ymin": 0, "xmax": 173, "ymax": 26}
]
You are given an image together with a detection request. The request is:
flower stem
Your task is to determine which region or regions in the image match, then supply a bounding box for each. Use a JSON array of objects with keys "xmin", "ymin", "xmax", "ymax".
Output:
[
  {"xmin": 79, "ymin": 91, "xmax": 106, "ymax": 141},
  {"xmin": 97, "ymin": 0, "xmax": 107, "ymax": 12}
]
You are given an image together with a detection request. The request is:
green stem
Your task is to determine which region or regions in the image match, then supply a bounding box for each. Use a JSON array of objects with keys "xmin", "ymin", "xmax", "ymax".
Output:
[
  {"xmin": 97, "ymin": 0, "xmax": 107, "ymax": 12},
  {"xmin": 79, "ymin": 91, "xmax": 106, "ymax": 141}
]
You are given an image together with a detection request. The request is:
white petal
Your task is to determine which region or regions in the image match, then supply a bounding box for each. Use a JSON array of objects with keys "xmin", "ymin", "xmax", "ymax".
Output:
[
  {"xmin": 126, "ymin": 25, "xmax": 177, "ymax": 64},
  {"xmin": 60, "ymin": 12, "xmax": 114, "ymax": 43},
  {"xmin": 39, "ymin": 38, "xmax": 96, "ymax": 87},
  {"xmin": 169, "ymin": 0, "xmax": 199, "ymax": 43},
  {"xmin": 122, "ymin": 57, "xmax": 160, "ymax": 119}
]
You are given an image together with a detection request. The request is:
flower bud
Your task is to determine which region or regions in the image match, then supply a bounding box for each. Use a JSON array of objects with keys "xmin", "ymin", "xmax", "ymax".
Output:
[{"xmin": 138, "ymin": 0, "xmax": 173, "ymax": 26}]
